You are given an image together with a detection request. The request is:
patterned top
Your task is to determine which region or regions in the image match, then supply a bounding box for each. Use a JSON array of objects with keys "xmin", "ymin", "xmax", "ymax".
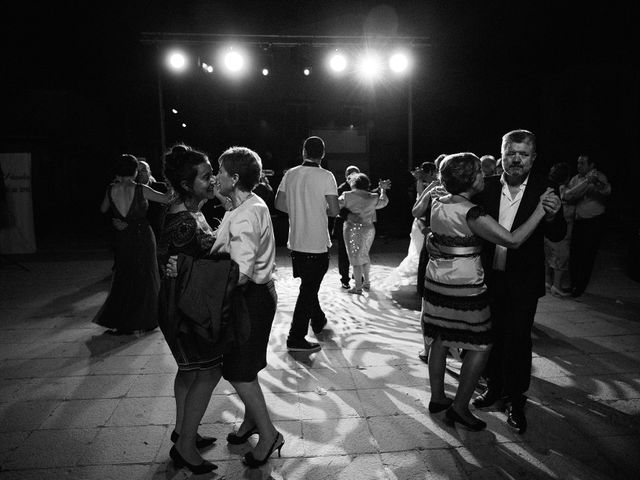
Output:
[{"xmin": 157, "ymin": 211, "xmax": 216, "ymax": 264}]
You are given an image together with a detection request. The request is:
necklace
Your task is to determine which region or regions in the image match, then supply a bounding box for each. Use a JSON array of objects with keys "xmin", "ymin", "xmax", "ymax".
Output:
[{"xmin": 232, "ymin": 191, "xmax": 253, "ymax": 208}]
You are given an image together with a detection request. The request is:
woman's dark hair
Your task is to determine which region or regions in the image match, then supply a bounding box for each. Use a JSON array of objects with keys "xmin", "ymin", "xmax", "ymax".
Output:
[
  {"xmin": 115, "ymin": 154, "xmax": 139, "ymax": 177},
  {"xmin": 439, "ymin": 152, "xmax": 481, "ymax": 194},
  {"xmin": 162, "ymin": 144, "xmax": 209, "ymax": 199},
  {"xmin": 218, "ymin": 146, "xmax": 262, "ymax": 192},
  {"xmin": 548, "ymin": 162, "xmax": 570, "ymax": 186},
  {"xmin": 349, "ymin": 172, "xmax": 371, "ymax": 190}
]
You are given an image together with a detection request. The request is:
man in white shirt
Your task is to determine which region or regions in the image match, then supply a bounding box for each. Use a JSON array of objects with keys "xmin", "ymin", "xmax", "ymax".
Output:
[
  {"xmin": 563, "ymin": 154, "xmax": 612, "ymax": 297},
  {"xmin": 275, "ymin": 137, "xmax": 340, "ymax": 353}
]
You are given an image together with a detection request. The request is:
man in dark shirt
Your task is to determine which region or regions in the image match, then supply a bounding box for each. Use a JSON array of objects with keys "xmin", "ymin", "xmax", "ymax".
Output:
[{"xmin": 333, "ymin": 165, "xmax": 360, "ymax": 289}]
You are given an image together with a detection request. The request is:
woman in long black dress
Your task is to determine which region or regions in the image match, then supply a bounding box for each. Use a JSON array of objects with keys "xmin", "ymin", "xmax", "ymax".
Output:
[{"xmin": 94, "ymin": 154, "xmax": 171, "ymax": 334}]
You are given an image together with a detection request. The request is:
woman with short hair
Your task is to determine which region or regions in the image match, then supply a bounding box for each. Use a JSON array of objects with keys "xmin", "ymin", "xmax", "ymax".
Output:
[{"xmin": 211, "ymin": 146, "xmax": 283, "ymax": 468}]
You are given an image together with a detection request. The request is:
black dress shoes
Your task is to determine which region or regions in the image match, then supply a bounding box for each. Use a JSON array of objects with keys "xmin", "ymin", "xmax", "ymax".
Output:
[
  {"xmin": 472, "ymin": 389, "xmax": 501, "ymax": 409},
  {"xmin": 506, "ymin": 404, "xmax": 527, "ymax": 434}
]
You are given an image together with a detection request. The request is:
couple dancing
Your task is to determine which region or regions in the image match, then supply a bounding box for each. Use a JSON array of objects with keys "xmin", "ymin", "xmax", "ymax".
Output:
[
  {"xmin": 422, "ymin": 131, "xmax": 565, "ymax": 433},
  {"xmin": 157, "ymin": 145, "xmax": 282, "ymax": 473}
]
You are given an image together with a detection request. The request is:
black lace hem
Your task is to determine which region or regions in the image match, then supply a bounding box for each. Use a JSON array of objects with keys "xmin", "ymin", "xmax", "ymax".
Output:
[{"xmin": 423, "ymin": 324, "xmax": 493, "ymax": 346}]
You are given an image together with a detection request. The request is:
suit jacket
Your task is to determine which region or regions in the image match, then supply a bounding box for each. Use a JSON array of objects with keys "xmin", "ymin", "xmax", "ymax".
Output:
[{"xmin": 475, "ymin": 172, "xmax": 566, "ymax": 301}]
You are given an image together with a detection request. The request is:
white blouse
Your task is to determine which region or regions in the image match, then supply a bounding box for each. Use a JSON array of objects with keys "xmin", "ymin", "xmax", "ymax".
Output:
[{"xmin": 211, "ymin": 193, "xmax": 276, "ymax": 284}]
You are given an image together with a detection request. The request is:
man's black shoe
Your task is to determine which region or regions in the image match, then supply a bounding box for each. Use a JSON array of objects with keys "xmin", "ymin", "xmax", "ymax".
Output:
[
  {"xmin": 287, "ymin": 339, "xmax": 321, "ymax": 353},
  {"xmin": 472, "ymin": 389, "xmax": 501, "ymax": 408},
  {"xmin": 312, "ymin": 318, "xmax": 328, "ymax": 335},
  {"xmin": 506, "ymin": 404, "xmax": 527, "ymax": 434},
  {"xmin": 418, "ymin": 351, "xmax": 428, "ymax": 364},
  {"xmin": 570, "ymin": 288, "xmax": 584, "ymax": 298}
]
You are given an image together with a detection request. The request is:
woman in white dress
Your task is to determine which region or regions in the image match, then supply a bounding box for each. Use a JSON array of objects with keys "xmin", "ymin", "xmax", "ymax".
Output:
[{"xmin": 383, "ymin": 161, "xmax": 438, "ymax": 290}]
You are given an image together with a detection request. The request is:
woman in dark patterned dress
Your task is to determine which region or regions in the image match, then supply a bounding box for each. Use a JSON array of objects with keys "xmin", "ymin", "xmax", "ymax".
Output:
[
  {"xmin": 94, "ymin": 154, "xmax": 171, "ymax": 334},
  {"xmin": 157, "ymin": 144, "xmax": 231, "ymax": 474},
  {"xmin": 423, "ymin": 153, "xmax": 552, "ymax": 430}
]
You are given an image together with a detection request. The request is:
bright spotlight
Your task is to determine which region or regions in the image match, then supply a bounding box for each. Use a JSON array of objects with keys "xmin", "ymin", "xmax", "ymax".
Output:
[
  {"xmin": 181, "ymin": 123, "xmax": 187, "ymax": 128},
  {"xmin": 389, "ymin": 52, "xmax": 410, "ymax": 73},
  {"xmin": 171, "ymin": 108, "xmax": 178, "ymax": 114},
  {"xmin": 329, "ymin": 53, "xmax": 347, "ymax": 72},
  {"xmin": 358, "ymin": 53, "xmax": 383, "ymax": 80},
  {"xmin": 262, "ymin": 68, "xmax": 269, "ymax": 76},
  {"xmin": 303, "ymin": 67, "xmax": 311, "ymax": 76},
  {"xmin": 167, "ymin": 51, "xmax": 187, "ymax": 72},
  {"xmin": 224, "ymin": 51, "xmax": 245, "ymax": 72}
]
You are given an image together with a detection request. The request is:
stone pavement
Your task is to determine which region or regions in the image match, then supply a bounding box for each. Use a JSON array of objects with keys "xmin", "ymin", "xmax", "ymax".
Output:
[{"xmin": 1, "ymin": 231, "xmax": 639, "ymax": 480}]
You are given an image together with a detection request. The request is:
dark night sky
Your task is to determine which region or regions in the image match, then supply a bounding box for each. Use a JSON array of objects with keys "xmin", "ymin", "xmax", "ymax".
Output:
[{"xmin": 1, "ymin": 0, "xmax": 638, "ymax": 238}]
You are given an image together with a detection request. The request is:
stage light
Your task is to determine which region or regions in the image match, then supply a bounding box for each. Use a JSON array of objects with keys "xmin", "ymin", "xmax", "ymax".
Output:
[
  {"xmin": 357, "ymin": 52, "xmax": 383, "ymax": 80},
  {"xmin": 329, "ymin": 52, "xmax": 347, "ymax": 73},
  {"xmin": 201, "ymin": 62, "xmax": 213, "ymax": 73},
  {"xmin": 262, "ymin": 68, "xmax": 269, "ymax": 76},
  {"xmin": 181, "ymin": 123, "xmax": 187, "ymax": 128},
  {"xmin": 224, "ymin": 51, "xmax": 245, "ymax": 72},
  {"xmin": 166, "ymin": 51, "xmax": 188, "ymax": 72},
  {"xmin": 171, "ymin": 108, "xmax": 178, "ymax": 114},
  {"xmin": 303, "ymin": 67, "xmax": 311, "ymax": 76},
  {"xmin": 389, "ymin": 52, "xmax": 410, "ymax": 73}
]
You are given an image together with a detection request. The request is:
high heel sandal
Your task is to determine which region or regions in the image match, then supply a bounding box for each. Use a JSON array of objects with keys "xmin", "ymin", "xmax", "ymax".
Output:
[
  {"xmin": 444, "ymin": 406, "xmax": 487, "ymax": 431},
  {"xmin": 243, "ymin": 432, "xmax": 284, "ymax": 468},
  {"xmin": 226, "ymin": 426, "xmax": 258, "ymax": 445},
  {"xmin": 169, "ymin": 445, "xmax": 218, "ymax": 474},
  {"xmin": 170, "ymin": 430, "xmax": 217, "ymax": 449}
]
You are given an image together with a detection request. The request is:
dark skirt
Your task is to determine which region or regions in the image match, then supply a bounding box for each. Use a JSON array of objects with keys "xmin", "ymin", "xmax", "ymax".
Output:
[
  {"xmin": 223, "ymin": 280, "xmax": 277, "ymax": 382},
  {"xmin": 158, "ymin": 277, "xmax": 224, "ymax": 371}
]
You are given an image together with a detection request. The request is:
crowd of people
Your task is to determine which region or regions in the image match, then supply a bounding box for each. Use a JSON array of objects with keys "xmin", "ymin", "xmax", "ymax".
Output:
[{"xmin": 95, "ymin": 130, "xmax": 610, "ymax": 471}]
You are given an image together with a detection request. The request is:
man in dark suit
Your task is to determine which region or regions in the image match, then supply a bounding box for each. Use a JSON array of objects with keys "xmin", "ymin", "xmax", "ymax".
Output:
[{"xmin": 472, "ymin": 130, "xmax": 566, "ymax": 433}]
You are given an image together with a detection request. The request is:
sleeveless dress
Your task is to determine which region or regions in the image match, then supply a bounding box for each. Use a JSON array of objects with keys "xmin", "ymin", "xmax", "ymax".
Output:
[
  {"xmin": 421, "ymin": 197, "xmax": 492, "ymax": 351},
  {"xmin": 93, "ymin": 184, "xmax": 159, "ymax": 332},
  {"xmin": 157, "ymin": 211, "xmax": 223, "ymax": 371}
]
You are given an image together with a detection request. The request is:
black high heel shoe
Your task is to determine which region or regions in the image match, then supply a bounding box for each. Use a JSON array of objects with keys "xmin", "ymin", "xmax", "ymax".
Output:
[
  {"xmin": 444, "ymin": 407, "xmax": 487, "ymax": 431},
  {"xmin": 243, "ymin": 432, "xmax": 284, "ymax": 468},
  {"xmin": 169, "ymin": 445, "xmax": 218, "ymax": 474},
  {"xmin": 428, "ymin": 398, "xmax": 453, "ymax": 413},
  {"xmin": 170, "ymin": 430, "xmax": 217, "ymax": 449},
  {"xmin": 227, "ymin": 426, "xmax": 258, "ymax": 445}
]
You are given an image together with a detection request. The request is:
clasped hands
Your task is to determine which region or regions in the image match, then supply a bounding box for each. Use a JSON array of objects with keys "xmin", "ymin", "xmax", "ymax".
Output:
[
  {"xmin": 378, "ymin": 179, "xmax": 392, "ymax": 190},
  {"xmin": 539, "ymin": 188, "xmax": 561, "ymax": 219}
]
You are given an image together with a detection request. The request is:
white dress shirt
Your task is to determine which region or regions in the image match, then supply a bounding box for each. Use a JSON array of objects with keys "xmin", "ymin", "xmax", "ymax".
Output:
[{"xmin": 492, "ymin": 175, "xmax": 529, "ymax": 271}]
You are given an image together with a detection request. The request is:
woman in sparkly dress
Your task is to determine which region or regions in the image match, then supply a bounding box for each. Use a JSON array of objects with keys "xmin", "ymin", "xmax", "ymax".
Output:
[{"xmin": 338, "ymin": 173, "xmax": 390, "ymax": 294}]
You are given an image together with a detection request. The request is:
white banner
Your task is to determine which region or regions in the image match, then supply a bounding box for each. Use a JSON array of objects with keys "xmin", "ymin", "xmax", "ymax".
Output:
[{"xmin": 0, "ymin": 153, "xmax": 37, "ymax": 253}]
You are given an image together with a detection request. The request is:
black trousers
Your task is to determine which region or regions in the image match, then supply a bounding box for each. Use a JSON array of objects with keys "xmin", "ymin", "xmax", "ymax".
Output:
[
  {"xmin": 334, "ymin": 217, "xmax": 350, "ymax": 284},
  {"xmin": 288, "ymin": 251, "xmax": 329, "ymax": 341},
  {"xmin": 570, "ymin": 214, "xmax": 606, "ymax": 295},
  {"xmin": 485, "ymin": 271, "xmax": 539, "ymax": 407}
]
